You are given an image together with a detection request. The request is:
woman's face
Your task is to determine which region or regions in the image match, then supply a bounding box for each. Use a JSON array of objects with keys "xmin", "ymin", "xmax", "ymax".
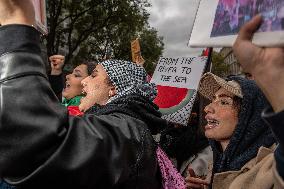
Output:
[
  {"xmin": 204, "ymin": 88, "xmax": 239, "ymax": 145},
  {"xmin": 62, "ymin": 64, "xmax": 88, "ymax": 99},
  {"xmin": 80, "ymin": 64, "xmax": 116, "ymax": 108}
]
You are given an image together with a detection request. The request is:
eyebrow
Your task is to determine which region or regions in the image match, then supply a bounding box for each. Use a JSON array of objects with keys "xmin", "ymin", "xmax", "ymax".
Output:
[
  {"xmin": 213, "ymin": 94, "xmax": 234, "ymax": 99},
  {"xmin": 73, "ymin": 69, "xmax": 82, "ymax": 74}
]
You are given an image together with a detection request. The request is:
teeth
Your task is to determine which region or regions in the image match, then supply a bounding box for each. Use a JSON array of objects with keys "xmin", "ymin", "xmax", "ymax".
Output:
[
  {"xmin": 65, "ymin": 83, "xmax": 70, "ymax": 88},
  {"xmin": 206, "ymin": 119, "xmax": 219, "ymax": 129},
  {"xmin": 82, "ymin": 89, "xmax": 86, "ymax": 95},
  {"xmin": 207, "ymin": 119, "xmax": 219, "ymax": 124}
]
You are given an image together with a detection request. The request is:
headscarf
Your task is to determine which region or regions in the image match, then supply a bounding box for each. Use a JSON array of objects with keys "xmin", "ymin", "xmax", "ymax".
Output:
[
  {"xmin": 210, "ymin": 76, "xmax": 276, "ymax": 174},
  {"xmin": 99, "ymin": 59, "xmax": 157, "ymax": 103}
]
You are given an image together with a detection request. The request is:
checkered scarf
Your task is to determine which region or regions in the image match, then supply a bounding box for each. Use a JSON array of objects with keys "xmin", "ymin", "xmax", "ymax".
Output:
[{"xmin": 99, "ymin": 59, "xmax": 157, "ymax": 103}]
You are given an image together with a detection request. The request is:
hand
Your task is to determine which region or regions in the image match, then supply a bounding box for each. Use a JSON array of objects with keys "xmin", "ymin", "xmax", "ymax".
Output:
[
  {"xmin": 185, "ymin": 168, "xmax": 209, "ymax": 189},
  {"xmin": 49, "ymin": 55, "xmax": 65, "ymax": 75},
  {"xmin": 136, "ymin": 55, "xmax": 145, "ymax": 66},
  {"xmin": 0, "ymin": 0, "xmax": 35, "ymax": 26},
  {"xmin": 233, "ymin": 15, "xmax": 284, "ymax": 113},
  {"xmin": 79, "ymin": 96, "xmax": 94, "ymax": 113}
]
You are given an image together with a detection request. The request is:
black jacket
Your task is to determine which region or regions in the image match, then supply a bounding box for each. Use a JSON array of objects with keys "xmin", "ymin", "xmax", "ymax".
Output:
[
  {"xmin": 0, "ymin": 25, "xmax": 166, "ymax": 189},
  {"xmin": 48, "ymin": 73, "xmax": 64, "ymax": 100}
]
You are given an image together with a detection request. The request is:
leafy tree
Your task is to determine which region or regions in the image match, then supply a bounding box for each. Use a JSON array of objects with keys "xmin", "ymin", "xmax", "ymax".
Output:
[
  {"xmin": 139, "ymin": 27, "xmax": 164, "ymax": 75},
  {"xmin": 45, "ymin": 0, "xmax": 164, "ymax": 73}
]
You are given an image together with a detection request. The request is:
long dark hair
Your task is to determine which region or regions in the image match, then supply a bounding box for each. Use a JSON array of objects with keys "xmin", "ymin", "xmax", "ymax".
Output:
[{"xmin": 80, "ymin": 61, "xmax": 97, "ymax": 75}]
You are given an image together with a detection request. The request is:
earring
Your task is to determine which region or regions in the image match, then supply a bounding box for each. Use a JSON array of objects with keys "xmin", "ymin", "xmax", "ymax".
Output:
[{"xmin": 109, "ymin": 90, "xmax": 114, "ymax": 97}]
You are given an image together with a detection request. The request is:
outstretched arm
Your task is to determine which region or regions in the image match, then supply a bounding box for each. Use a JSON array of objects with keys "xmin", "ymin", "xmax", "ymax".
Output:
[
  {"xmin": 0, "ymin": 0, "xmax": 35, "ymax": 26},
  {"xmin": 233, "ymin": 15, "xmax": 284, "ymax": 183},
  {"xmin": 233, "ymin": 15, "xmax": 284, "ymax": 113},
  {"xmin": 0, "ymin": 1, "xmax": 153, "ymax": 188}
]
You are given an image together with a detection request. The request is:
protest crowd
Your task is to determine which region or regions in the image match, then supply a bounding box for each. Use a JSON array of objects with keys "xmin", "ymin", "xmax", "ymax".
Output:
[{"xmin": 1, "ymin": 1, "xmax": 284, "ymax": 189}]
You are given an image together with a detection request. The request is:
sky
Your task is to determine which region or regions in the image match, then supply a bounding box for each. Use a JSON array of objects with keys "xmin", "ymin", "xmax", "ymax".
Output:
[{"xmin": 147, "ymin": 0, "xmax": 203, "ymax": 58}]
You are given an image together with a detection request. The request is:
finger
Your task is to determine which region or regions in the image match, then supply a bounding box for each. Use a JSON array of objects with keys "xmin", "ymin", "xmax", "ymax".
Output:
[
  {"xmin": 188, "ymin": 167, "xmax": 196, "ymax": 177},
  {"xmin": 186, "ymin": 182, "xmax": 203, "ymax": 189},
  {"xmin": 237, "ymin": 14, "xmax": 262, "ymax": 41},
  {"xmin": 185, "ymin": 177, "xmax": 209, "ymax": 185}
]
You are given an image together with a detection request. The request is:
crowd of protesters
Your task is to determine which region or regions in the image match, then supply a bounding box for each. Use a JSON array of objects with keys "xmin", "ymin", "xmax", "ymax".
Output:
[{"xmin": 1, "ymin": 1, "xmax": 284, "ymax": 189}]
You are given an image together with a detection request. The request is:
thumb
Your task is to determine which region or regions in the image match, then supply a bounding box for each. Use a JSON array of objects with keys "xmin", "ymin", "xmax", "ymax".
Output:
[
  {"xmin": 188, "ymin": 167, "xmax": 196, "ymax": 177},
  {"xmin": 237, "ymin": 14, "xmax": 262, "ymax": 42}
]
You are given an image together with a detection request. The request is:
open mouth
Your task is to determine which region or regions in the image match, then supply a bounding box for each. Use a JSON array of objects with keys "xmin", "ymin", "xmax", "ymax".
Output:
[
  {"xmin": 80, "ymin": 96, "xmax": 85, "ymax": 104},
  {"xmin": 82, "ymin": 88, "xmax": 87, "ymax": 95},
  {"xmin": 205, "ymin": 118, "xmax": 220, "ymax": 129},
  {"xmin": 64, "ymin": 82, "xmax": 70, "ymax": 89}
]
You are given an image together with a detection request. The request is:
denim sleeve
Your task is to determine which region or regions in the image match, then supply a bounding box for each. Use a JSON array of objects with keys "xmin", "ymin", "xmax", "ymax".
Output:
[{"xmin": 0, "ymin": 180, "xmax": 15, "ymax": 189}]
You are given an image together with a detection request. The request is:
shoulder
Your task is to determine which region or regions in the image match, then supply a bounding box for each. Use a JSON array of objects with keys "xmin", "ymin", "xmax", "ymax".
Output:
[
  {"xmin": 213, "ymin": 145, "xmax": 276, "ymax": 189},
  {"xmin": 85, "ymin": 112, "xmax": 154, "ymax": 142}
]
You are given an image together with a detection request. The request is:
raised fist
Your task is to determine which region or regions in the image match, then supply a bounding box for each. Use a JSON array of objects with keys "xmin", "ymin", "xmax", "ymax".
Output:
[
  {"xmin": 49, "ymin": 55, "xmax": 65, "ymax": 75},
  {"xmin": 0, "ymin": 0, "xmax": 35, "ymax": 26}
]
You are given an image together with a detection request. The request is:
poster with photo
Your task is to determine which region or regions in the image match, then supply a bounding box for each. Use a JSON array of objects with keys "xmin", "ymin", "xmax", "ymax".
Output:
[
  {"xmin": 189, "ymin": 0, "xmax": 284, "ymax": 47},
  {"xmin": 32, "ymin": 0, "xmax": 48, "ymax": 34}
]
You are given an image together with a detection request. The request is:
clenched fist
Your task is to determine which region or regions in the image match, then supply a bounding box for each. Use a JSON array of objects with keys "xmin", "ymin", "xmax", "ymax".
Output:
[{"xmin": 0, "ymin": 0, "xmax": 35, "ymax": 26}]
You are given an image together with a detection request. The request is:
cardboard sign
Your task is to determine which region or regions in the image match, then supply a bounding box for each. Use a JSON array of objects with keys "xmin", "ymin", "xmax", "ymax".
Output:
[
  {"xmin": 150, "ymin": 56, "xmax": 207, "ymax": 125},
  {"xmin": 151, "ymin": 56, "xmax": 207, "ymax": 90},
  {"xmin": 131, "ymin": 38, "xmax": 144, "ymax": 65},
  {"xmin": 32, "ymin": 0, "xmax": 48, "ymax": 34},
  {"xmin": 154, "ymin": 85, "xmax": 197, "ymax": 126}
]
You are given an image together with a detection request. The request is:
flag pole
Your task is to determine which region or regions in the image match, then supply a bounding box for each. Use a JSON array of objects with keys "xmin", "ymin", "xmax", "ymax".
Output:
[{"xmin": 204, "ymin": 47, "xmax": 213, "ymax": 73}]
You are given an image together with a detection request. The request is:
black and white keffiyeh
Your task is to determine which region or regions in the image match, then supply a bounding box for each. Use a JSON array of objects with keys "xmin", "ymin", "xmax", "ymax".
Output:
[{"xmin": 99, "ymin": 59, "xmax": 157, "ymax": 103}]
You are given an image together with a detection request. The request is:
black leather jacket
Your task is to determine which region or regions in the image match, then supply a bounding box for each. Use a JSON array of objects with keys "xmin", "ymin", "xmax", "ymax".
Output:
[{"xmin": 0, "ymin": 25, "xmax": 165, "ymax": 189}]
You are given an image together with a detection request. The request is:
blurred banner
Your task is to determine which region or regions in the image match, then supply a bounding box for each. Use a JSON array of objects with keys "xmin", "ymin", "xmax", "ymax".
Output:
[
  {"xmin": 32, "ymin": 0, "xmax": 48, "ymax": 34},
  {"xmin": 131, "ymin": 38, "xmax": 144, "ymax": 66}
]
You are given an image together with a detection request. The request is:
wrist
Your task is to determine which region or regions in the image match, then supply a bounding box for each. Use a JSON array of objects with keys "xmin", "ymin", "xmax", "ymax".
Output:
[
  {"xmin": 0, "ymin": 11, "xmax": 35, "ymax": 27},
  {"xmin": 51, "ymin": 70, "xmax": 63, "ymax": 75},
  {"xmin": 253, "ymin": 70, "xmax": 284, "ymax": 113},
  {"xmin": 257, "ymin": 85, "xmax": 284, "ymax": 113}
]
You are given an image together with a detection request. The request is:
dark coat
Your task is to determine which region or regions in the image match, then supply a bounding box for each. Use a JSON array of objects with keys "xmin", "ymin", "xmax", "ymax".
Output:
[{"xmin": 0, "ymin": 25, "xmax": 166, "ymax": 189}]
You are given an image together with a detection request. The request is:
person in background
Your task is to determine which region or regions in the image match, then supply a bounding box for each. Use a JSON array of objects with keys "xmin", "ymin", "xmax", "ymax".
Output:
[
  {"xmin": 48, "ymin": 54, "xmax": 65, "ymax": 100},
  {"xmin": 233, "ymin": 14, "xmax": 284, "ymax": 187},
  {"xmin": 0, "ymin": 1, "xmax": 167, "ymax": 188},
  {"xmin": 159, "ymin": 96, "xmax": 212, "ymax": 179},
  {"xmin": 62, "ymin": 61, "xmax": 96, "ymax": 116},
  {"xmin": 186, "ymin": 72, "xmax": 277, "ymax": 189}
]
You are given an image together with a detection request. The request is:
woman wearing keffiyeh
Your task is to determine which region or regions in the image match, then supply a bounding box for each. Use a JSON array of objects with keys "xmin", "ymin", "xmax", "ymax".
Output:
[{"xmin": 79, "ymin": 59, "xmax": 157, "ymax": 112}]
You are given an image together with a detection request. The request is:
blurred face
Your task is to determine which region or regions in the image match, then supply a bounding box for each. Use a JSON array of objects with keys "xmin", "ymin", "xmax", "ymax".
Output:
[
  {"xmin": 80, "ymin": 64, "xmax": 116, "ymax": 108},
  {"xmin": 204, "ymin": 88, "xmax": 239, "ymax": 147},
  {"xmin": 62, "ymin": 64, "xmax": 88, "ymax": 99}
]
